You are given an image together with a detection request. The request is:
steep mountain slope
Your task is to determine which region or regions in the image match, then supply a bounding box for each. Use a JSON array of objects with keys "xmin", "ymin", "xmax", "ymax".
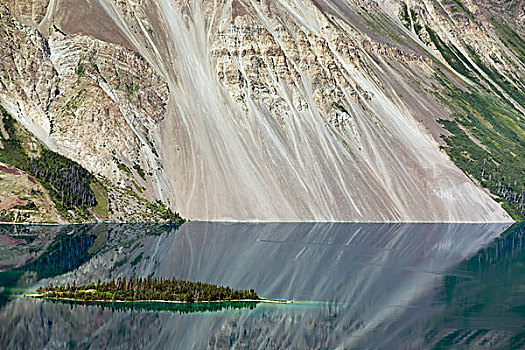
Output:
[{"xmin": 0, "ymin": 0, "xmax": 522, "ymax": 222}]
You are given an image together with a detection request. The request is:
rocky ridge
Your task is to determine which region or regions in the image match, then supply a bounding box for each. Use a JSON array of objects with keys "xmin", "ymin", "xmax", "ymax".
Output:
[{"xmin": 0, "ymin": 3, "xmax": 181, "ymax": 222}]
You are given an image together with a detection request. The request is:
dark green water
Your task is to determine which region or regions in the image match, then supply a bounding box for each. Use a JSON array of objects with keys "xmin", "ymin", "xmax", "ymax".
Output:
[{"xmin": 0, "ymin": 222, "xmax": 523, "ymax": 349}]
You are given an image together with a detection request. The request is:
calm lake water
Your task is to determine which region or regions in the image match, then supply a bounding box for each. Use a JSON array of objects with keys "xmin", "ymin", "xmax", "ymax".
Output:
[{"xmin": 0, "ymin": 222, "xmax": 523, "ymax": 349}]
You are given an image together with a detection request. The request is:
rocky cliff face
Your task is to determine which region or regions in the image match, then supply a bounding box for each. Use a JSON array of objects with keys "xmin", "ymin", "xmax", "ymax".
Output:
[{"xmin": 0, "ymin": 0, "xmax": 523, "ymax": 222}]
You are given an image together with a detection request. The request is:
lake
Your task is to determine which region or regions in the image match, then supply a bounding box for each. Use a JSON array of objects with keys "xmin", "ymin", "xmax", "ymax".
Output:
[{"xmin": 0, "ymin": 222, "xmax": 523, "ymax": 349}]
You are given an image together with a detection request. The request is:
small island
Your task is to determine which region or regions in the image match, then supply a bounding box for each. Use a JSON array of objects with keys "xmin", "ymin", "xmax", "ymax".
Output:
[{"xmin": 27, "ymin": 277, "xmax": 289, "ymax": 304}]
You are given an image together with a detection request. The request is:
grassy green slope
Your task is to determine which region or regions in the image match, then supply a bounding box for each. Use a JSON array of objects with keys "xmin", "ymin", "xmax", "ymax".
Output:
[{"xmin": 398, "ymin": 2, "xmax": 525, "ymax": 220}]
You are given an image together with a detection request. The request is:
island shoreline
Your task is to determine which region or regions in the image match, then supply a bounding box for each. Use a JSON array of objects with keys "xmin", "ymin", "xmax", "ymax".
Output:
[{"xmin": 24, "ymin": 294, "xmax": 292, "ymax": 304}]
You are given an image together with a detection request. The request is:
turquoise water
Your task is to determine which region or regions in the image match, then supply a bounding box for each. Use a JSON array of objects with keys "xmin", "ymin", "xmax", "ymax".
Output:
[{"xmin": 0, "ymin": 222, "xmax": 523, "ymax": 348}]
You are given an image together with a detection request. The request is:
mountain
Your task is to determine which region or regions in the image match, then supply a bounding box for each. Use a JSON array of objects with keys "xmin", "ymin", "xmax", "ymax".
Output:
[{"xmin": 0, "ymin": 0, "xmax": 523, "ymax": 222}]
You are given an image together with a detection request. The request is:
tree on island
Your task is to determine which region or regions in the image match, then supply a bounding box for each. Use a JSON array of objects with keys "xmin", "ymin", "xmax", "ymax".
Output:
[{"xmin": 36, "ymin": 277, "xmax": 260, "ymax": 303}]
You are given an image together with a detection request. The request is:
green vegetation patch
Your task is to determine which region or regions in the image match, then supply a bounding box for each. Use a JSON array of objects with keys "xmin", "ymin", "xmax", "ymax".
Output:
[
  {"xmin": 75, "ymin": 58, "xmax": 86, "ymax": 78},
  {"xmin": 446, "ymin": 0, "xmax": 474, "ymax": 19},
  {"xmin": 12, "ymin": 201, "xmax": 37, "ymax": 210},
  {"xmin": 27, "ymin": 148, "xmax": 96, "ymax": 210},
  {"xmin": 113, "ymin": 156, "xmax": 131, "ymax": 174},
  {"xmin": 399, "ymin": 3, "xmax": 410, "ymax": 29},
  {"xmin": 130, "ymin": 252, "xmax": 143, "ymax": 266},
  {"xmin": 492, "ymin": 19, "xmax": 525, "ymax": 65},
  {"xmin": 111, "ymin": 256, "xmax": 129, "ymax": 272},
  {"xmin": 426, "ymin": 26, "xmax": 477, "ymax": 80},
  {"xmin": 35, "ymin": 277, "xmax": 260, "ymax": 303},
  {"xmin": 63, "ymin": 89, "xmax": 86, "ymax": 111},
  {"xmin": 125, "ymin": 82, "xmax": 139, "ymax": 96},
  {"xmin": 332, "ymin": 101, "xmax": 349, "ymax": 114},
  {"xmin": 464, "ymin": 45, "xmax": 525, "ymax": 108},
  {"xmin": 0, "ymin": 106, "xmax": 98, "ymax": 220},
  {"xmin": 147, "ymin": 200, "xmax": 184, "ymax": 222},
  {"xmin": 435, "ymin": 72, "xmax": 525, "ymax": 220},
  {"xmin": 133, "ymin": 163, "xmax": 146, "ymax": 180},
  {"xmin": 399, "ymin": 3, "xmax": 422, "ymax": 35},
  {"xmin": 0, "ymin": 210, "xmax": 17, "ymax": 222},
  {"xmin": 90, "ymin": 181, "xmax": 109, "ymax": 220},
  {"xmin": 424, "ymin": 25, "xmax": 525, "ymax": 220}
]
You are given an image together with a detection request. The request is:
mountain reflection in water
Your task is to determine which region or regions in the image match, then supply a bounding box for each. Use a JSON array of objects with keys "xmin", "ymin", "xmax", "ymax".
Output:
[{"xmin": 0, "ymin": 222, "xmax": 523, "ymax": 349}]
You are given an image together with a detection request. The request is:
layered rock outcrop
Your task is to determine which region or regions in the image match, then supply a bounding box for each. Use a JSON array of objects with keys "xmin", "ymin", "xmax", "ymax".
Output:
[{"xmin": 1, "ymin": 0, "xmax": 522, "ymax": 222}]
